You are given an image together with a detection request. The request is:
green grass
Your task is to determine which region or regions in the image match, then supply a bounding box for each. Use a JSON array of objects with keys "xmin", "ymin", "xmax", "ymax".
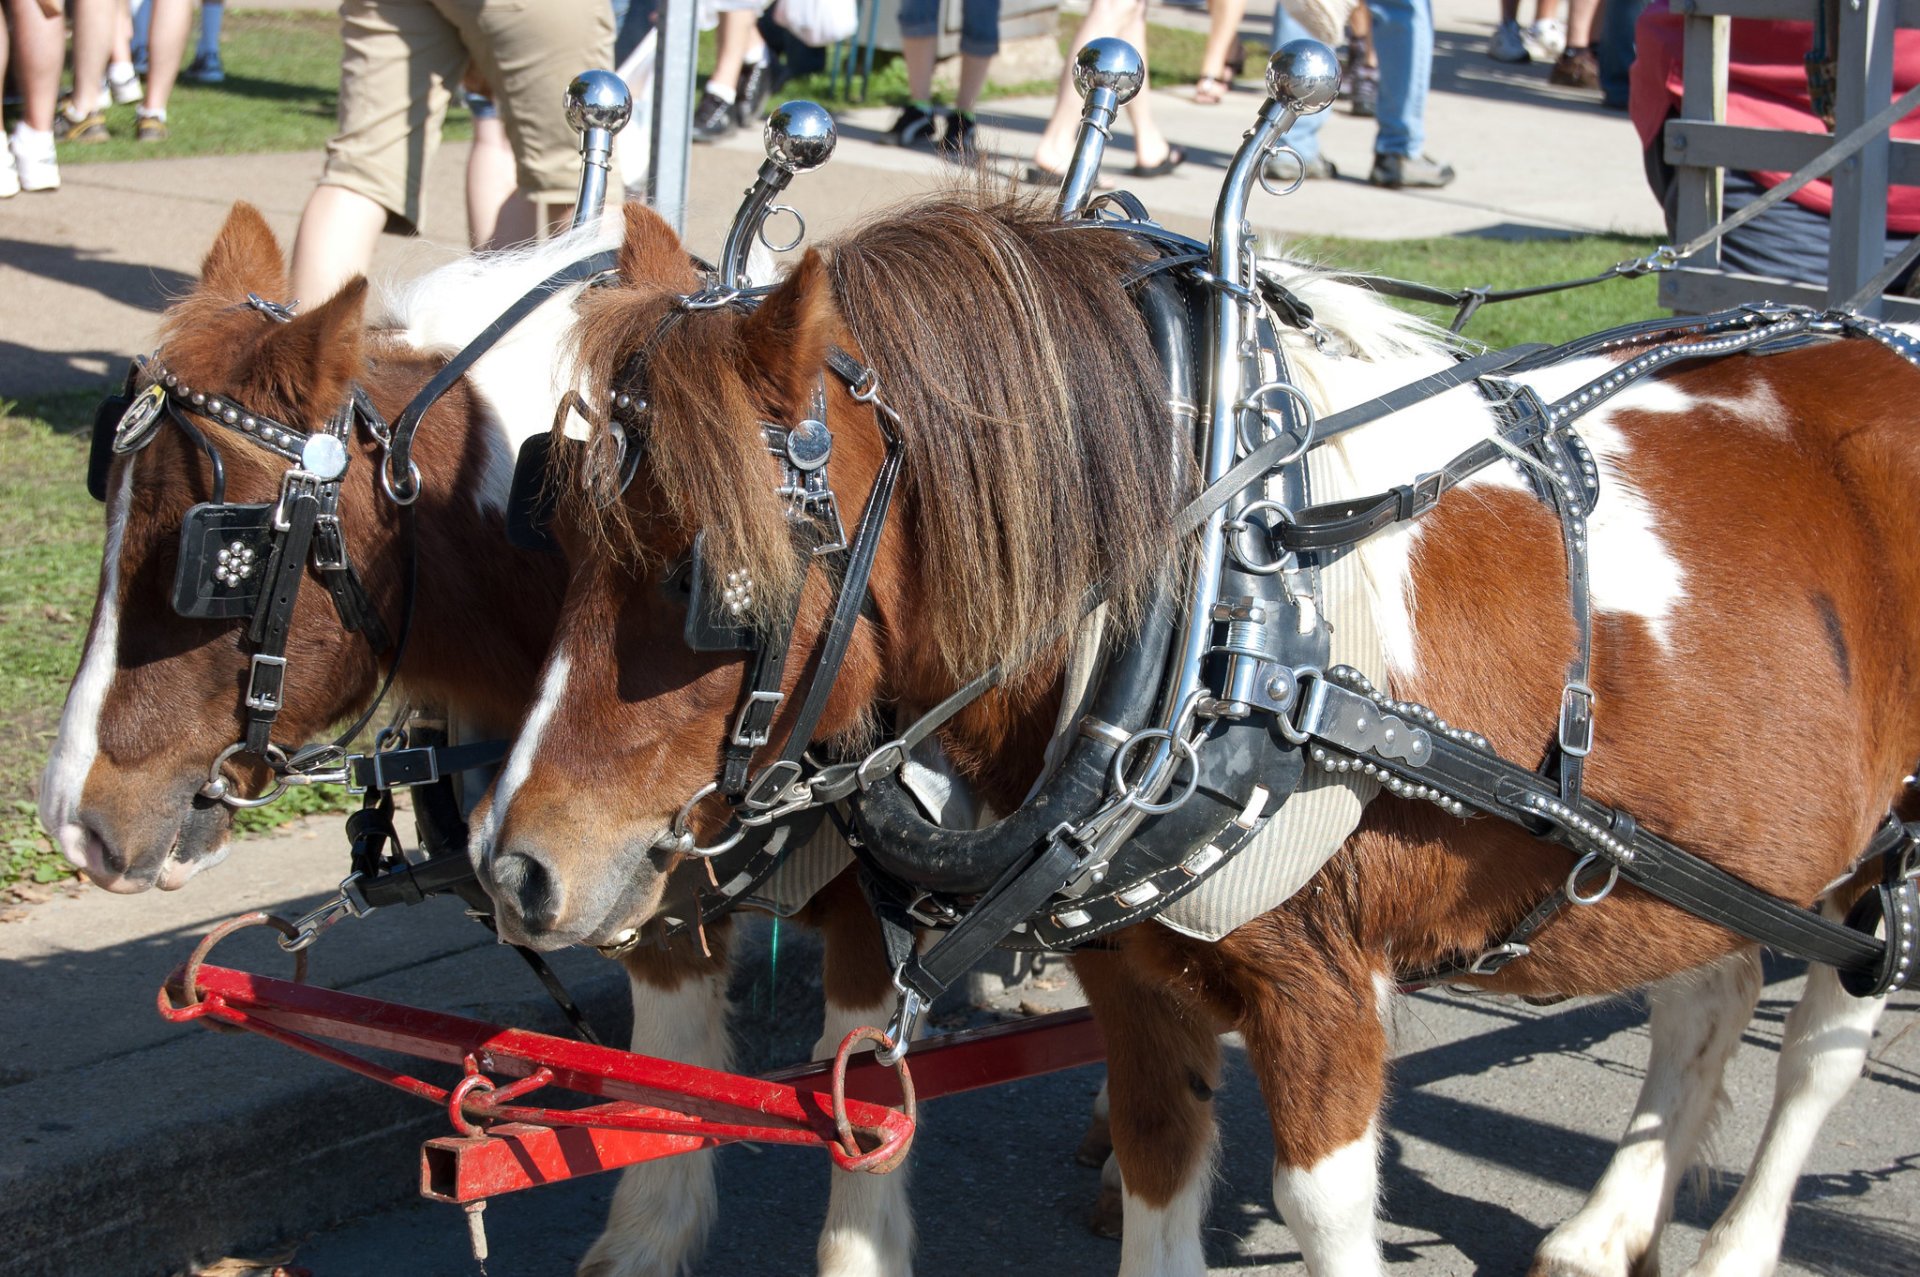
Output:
[
  {"xmin": 1294, "ymin": 234, "xmax": 1664, "ymax": 349},
  {"xmin": 0, "ymin": 392, "xmax": 350, "ymax": 889},
  {"xmin": 58, "ymin": 10, "xmax": 472, "ymax": 165}
]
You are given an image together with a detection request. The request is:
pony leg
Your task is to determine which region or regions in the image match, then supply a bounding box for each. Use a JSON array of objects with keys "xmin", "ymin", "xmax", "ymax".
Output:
[
  {"xmin": 1531, "ymin": 952, "xmax": 1762, "ymax": 1277},
  {"xmin": 1243, "ymin": 970, "xmax": 1393, "ymax": 1277},
  {"xmin": 1681, "ymin": 959, "xmax": 1888, "ymax": 1277},
  {"xmin": 809, "ymin": 886, "xmax": 915, "ymax": 1277},
  {"xmin": 579, "ymin": 941, "xmax": 735, "ymax": 1277},
  {"xmin": 1072, "ymin": 952, "xmax": 1221, "ymax": 1277},
  {"xmin": 1078, "ymin": 1077, "xmax": 1114, "ymax": 1167}
]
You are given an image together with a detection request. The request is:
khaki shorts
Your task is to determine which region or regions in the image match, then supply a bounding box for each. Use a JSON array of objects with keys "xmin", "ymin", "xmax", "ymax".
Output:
[{"xmin": 320, "ymin": 0, "xmax": 614, "ymax": 233}]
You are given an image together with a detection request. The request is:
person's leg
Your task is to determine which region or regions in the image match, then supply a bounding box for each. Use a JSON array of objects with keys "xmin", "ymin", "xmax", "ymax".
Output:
[
  {"xmin": 0, "ymin": 14, "xmax": 14, "ymax": 197},
  {"xmin": 937, "ymin": 0, "xmax": 997, "ymax": 159},
  {"xmin": 1490, "ymin": 0, "xmax": 1530, "ymax": 61},
  {"xmin": 1370, "ymin": 0, "xmax": 1429, "ymax": 158},
  {"xmin": 195, "ymin": 0, "xmax": 223, "ymax": 57},
  {"xmin": 471, "ymin": 0, "xmax": 613, "ymax": 234},
  {"xmin": 1032, "ymin": 0, "xmax": 1171, "ymax": 173},
  {"xmin": 289, "ymin": 184, "xmax": 388, "ymax": 304},
  {"xmin": 1117, "ymin": 0, "xmax": 1174, "ymax": 170},
  {"xmin": 709, "ymin": 8, "xmax": 758, "ymax": 96},
  {"xmin": 1549, "ymin": 0, "xmax": 1602, "ymax": 85},
  {"xmin": 886, "ymin": 0, "xmax": 943, "ymax": 146},
  {"xmin": 464, "ymin": 93, "xmax": 517, "ymax": 249},
  {"xmin": 8, "ymin": 0, "xmax": 64, "ymax": 187},
  {"xmin": 1596, "ymin": 0, "xmax": 1644, "ymax": 106},
  {"xmin": 131, "ymin": 0, "xmax": 152, "ymax": 70},
  {"xmin": 64, "ymin": 0, "xmax": 119, "ymax": 125},
  {"xmin": 1267, "ymin": 0, "xmax": 1329, "ymax": 168},
  {"xmin": 1197, "ymin": 0, "xmax": 1248, "ymax": 95},
  {"xmin": 139, "ymin": 0, "xmax": 193, "ymax": 134},
  {"xmin": 954, "ymin": 51, "xmax": 991, "ymax": 112},
  {"xmin": 108, "ymin": 0, "xmax": 142, "ymax": 104}
]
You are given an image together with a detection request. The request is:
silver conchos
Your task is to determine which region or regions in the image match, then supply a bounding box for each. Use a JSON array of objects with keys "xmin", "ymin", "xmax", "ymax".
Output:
[
  {"xmin": 300, "ymin": 433, "xmax": 350, "ymax": 481},
  {"xmin": 113, "ymin": 383, "xmax": 167, "ymax": 454},
  {"xmin": 784, "ymin": 419, "xmax": 832, "ymax": 471}
]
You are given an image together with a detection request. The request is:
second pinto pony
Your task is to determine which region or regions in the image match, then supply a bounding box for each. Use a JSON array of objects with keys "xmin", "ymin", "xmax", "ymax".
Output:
[{"xmin": 485, "ymin": 191, "xmax": 1918, "ymax": 1276}]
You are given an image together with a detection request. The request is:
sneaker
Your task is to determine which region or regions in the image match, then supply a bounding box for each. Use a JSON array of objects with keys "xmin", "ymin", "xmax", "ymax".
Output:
[
  {"xmin": 691, "ymin": 89, "xmax": 736, "ymax": 143},
  {"xmin": 1262, "ymin": 150, "xmax": 1339, "ymax": 184},
  {"xmin": 1350, "ymin": 57, "xmax": 1379, "ymax": 117},
  {"xmin": 136, "ymin": 113, "xmax": 169, "ymax": 143},
  {"xmin": 107, "ymin": 66, "xmax": 143, "ymax": 105},
  {"xmin": 1488, "ymin": 19, "xmax": 1530, "ymax": 63},
  {"xmin": 185, "ymin": 51, "xmax": 224, "ymax": 84},
  {"xmin": 1526, "ymin": 18, "xmax": 1568, "ymax": 58},
  {"xmin": 9, "ymin": 126, "xmax": 59, "ymax": 191},
  {"xmin": 54, "ymin": 107, "xmax": 109, "ymax": 144},
  {"xmin": 883, "ymin": 104, "xmax": 939, "ymax": 148},
  {"xmin": 1549, "ymin": 48, "xmax": 1601, "ymax": 89},
  {"xmin": 735, "ymin": 52, "xmax": 774, "ymax": 126},
  {"xmin": 1369, "ymin": 151, "xmax": 1454, "ymax": 189},
  {"xmin": 937, "ymin": 112, "xmax": 978, "ymax": 163},
  {"xmin": 0, "ymin": 150, "xmax": 18, "ymax": 199}
]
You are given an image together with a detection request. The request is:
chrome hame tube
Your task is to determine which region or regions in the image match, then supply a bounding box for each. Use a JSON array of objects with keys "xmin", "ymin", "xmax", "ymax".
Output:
[
  {"xmin": 717, "ymin": 101, "xmax": 837, "ymax": 291},
  {"xmin": 566, "ymin": 70, "xmax": 633, "ymax": 231},
  {"xmin": 1055, "ymin": 39, "xmax": 1144, "ymax": 219}
]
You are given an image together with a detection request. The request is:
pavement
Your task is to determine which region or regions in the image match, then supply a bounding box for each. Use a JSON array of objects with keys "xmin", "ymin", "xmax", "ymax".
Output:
[{"xmin": 2, "ymin": 3, "xmax": 1911, "ymax": 1276}]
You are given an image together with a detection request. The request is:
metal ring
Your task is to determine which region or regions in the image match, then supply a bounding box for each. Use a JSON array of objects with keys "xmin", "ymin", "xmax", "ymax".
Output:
[
  {"xmin": 202, "ymin": 741, "xmax": 292, "ymax": 809},
  {"xmin": 1258, "ymin": 144, "xmax": 1307, "ymax": 198},
  {"xmin": 173, "ymin": 910, "xmax": 309, "ymax": 1011},
  {"xmin": 1109, "ymin": 727, "xmax": 1202, "ymax": 817},
  {"xmin": 680, "ymin": 287, "xmax": 743, "ymax": 312},
  {"xmin": 1224, "ymin": 498, "xmax": 1294, "ymax": 576},
  {"xmin": 1566, "ymin": 852, "xmax": 1620, "ymax": 906},
  {"xmin": 663, "ymin": 781, "xmax": 748, "ymax": 858},
  {"xmin": 759, "ymin": 204, "xmax": 806, "ymax": 254},
  {"xmin": 1272, "ymin": 666, "xmax": 1322, "ymax": 745},
  {"xmin": 381, "ymin": 453, "xmax": 422, "ymax": 506},
  {"xmin": 1235, "ymin": 381, "xmax": 1318, "ymax": 463},
  {"xmin": 448, "ymin": 1072, "xmax": 495, "ymax": 1139},
  {"xmin": 829, "ymin": 1026, "xmax": 917, "ymax": 1175}
]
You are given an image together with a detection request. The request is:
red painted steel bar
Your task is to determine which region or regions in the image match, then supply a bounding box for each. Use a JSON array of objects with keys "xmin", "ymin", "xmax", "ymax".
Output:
[{"xmin": 164, "ymin": 962, "xmax": 1106, "ymax": 1203}]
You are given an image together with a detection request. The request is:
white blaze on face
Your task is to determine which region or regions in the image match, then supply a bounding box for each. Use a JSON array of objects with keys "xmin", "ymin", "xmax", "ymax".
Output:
[
  {"xmin": 477, "ymin": 651, "xmax": 571, "ymax": 858},
  {"xmin": 40, "ymin": 460, "xmax": 135, "ymax": 873}
]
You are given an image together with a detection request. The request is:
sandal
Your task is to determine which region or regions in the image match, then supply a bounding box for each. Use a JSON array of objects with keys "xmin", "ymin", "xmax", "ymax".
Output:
[
  {"xmin": 1021, "ymin": 160, "xmax": 1115, "ymax": 191},
  {"xmin": 1194, "ymin": 74, "xmax": 1229, "ymax": 104},
  {"xmin": 1225, "ymin": 36, "xmax": 1248, "ymax": 78},
  {"xmin": 1127, "ymin": 144, "xmax": 1186, "ymax": 179}
]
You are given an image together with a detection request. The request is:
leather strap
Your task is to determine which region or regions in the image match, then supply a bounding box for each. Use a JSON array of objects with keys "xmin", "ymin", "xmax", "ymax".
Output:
[
  {"xmin": 895, "ymin": 834, "xmax": 1087, "ymax": 1004},
  {"xmin": 386, "ymin": 249, "xmax": 620, "ymax": 491},
  {"xmin": 241, "ymin": 485, "xmax": 322, "ymax": 753}
]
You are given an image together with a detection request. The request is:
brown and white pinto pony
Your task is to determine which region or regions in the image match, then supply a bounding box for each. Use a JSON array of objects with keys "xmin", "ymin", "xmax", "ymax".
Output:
[
  {"xmin": 40, "ymin": 202, "xmax": 913, "ymax": 1277},
  {"xmin": 484, "ymin": 190, "xmax": 1915, "ymax": 1276}
]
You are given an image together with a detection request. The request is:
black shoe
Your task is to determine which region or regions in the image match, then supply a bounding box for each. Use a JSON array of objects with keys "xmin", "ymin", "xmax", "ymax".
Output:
[
  {"xmin": 1368, "ymin": 151, "xmax": 1454, "ymax": 189},
  {"xmin": 692, "ymin": 90, "xmax": 736, "ymax": 143},
  {"xmin": 937, "ymin": 112, "xmax": 978, "ymax": 163},
  {"xmin": 736, "ymin": 53, "xmax": 774, "ymax": 126},
  {"xmin": 883, "ymin": 104, "xmax": 939, "ymax": 148}
]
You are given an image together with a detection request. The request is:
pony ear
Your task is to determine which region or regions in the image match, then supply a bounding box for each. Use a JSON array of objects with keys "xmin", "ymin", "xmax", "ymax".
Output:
[
  {"xmin": 246, "ymin": 276, "xmax": 369, "ymax": 416},
  {"xmin": 618, "ymin": 201, "xmax": 701, "ymax": 292},
  {"xmin": 740, "ymin": 249, "xmax": 835, "ymax": 413},
  {"xmin": 199, "ymin": 202, "xmax": 287, "ymax": 301}
]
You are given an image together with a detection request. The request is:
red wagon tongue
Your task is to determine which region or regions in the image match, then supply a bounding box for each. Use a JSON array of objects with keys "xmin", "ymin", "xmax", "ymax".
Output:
[{"xmin": 159, "ymin": 909, "xmax": 1104, "ymax": 1206}]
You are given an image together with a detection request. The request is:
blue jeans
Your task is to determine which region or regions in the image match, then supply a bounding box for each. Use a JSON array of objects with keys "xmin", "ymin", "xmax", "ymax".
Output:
[
  {"xmin": 1272, "ymin": 0, "xmax": 1432, "ymax": 161},
  {"xmin": 899, "ymin": 0, "xmax": 1000, "ymax": 58}
]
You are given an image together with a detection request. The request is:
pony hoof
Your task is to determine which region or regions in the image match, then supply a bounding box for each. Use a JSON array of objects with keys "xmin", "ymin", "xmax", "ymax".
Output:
[
  {"xmin": 1074, "ymin": 1120, "xmax": 1112, "ymax": 1168},
  {"xmin": 1088, "ymin": 1181, "xmax": 1124, "ymax": 1239}
]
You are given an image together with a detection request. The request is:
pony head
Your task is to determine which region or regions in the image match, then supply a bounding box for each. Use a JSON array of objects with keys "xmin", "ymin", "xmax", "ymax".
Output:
[{"xmin": 41, "ymin": 203, "xmax": 388, "ymax": 892}]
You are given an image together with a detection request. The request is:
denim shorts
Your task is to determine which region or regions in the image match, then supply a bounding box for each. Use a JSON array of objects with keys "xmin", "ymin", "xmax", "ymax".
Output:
[{"xmin": 898, "ymin": 0, "xmax": 1000, "ymax": 58}]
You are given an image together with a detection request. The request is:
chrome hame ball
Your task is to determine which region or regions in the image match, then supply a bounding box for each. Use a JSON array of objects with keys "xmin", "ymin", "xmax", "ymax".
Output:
[
  {"xmin": 765, "ymin": 101, "xmax": 837, "ymax": 173},
  {"xmin": 1265, "ymin": 39, "xmax": 1341, "ymax": 115},
  {"xmin": 564, "ymin": 69, "xmax": 633, "ymax": 136},
  {"xmin": 1071, "ymin": 38, "xmax": 1145, "ymax": 106}
]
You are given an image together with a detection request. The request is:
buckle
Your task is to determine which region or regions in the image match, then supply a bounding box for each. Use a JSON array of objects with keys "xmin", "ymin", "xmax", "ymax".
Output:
[
  {"xmin": 730, "ymin": 689, "xmax": 784, "ymax": 749},
  {"xmin": 371, "ymin": 745, "xmax": 441, "ymax": 791},
  {"xmin": 311, "ymin": 514, "xmax": 349, "ymax": 571},
  {"xmin": 244, "ymin": 654, "xmax": 287, "ymax": 712},
  {"xmin": 742, "ymin": 758, "xmax": 803, "ymax": 811},
  {"xmin": 1399, "ymin": 471, "xmax": 1443, "ymax": 519},
  {"xmin": 1466, "ymin": 942, "xmax": 1530, "ymax": 976},
  {"xmin": 1558, "ymin": 681, "xmax": 1595, "ymax": 758}
]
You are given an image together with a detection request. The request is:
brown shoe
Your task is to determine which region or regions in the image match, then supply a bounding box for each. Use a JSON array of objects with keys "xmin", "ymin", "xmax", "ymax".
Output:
[
  {"xmin": 136, "ymin": 114, "xmax": 169, "ymax": 143},
  {"xmin": 1549, "ymin": 48, "xmax": 1600, "ymax": 89},
  {"xmin": 54, "ymin": 108, "xmax": 108, "ymax": 144}
]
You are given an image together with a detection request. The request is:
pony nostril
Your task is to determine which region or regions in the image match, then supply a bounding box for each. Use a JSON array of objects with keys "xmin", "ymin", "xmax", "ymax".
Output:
[{"xmin": 490, "ymin": 851, "xmax": 564, "ymax": 931}]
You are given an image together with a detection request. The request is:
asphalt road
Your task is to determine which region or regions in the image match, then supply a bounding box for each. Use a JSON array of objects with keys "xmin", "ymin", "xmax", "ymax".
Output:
[{"xmin": 285, "ymin": 959, "xmax": 1918, "ymax": 1277}]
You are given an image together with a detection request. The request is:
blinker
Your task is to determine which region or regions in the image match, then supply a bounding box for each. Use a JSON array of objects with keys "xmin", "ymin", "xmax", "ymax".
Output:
[
  {"xmin": 87, "ymin": 392, "xmax": 133, "ymax": 502},
  {"xmin": 173, "ymin": 502, "xmax": 275, "ymax": 619}
]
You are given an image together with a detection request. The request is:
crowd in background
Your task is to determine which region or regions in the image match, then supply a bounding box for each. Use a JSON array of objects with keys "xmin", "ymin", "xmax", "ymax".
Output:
[{"xmin": 3, "ymin": 0, "xmax": 1910, "ymax": 296}]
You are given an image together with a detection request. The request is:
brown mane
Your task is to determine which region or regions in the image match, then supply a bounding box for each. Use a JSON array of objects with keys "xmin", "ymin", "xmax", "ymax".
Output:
[{"xmin": 566, "ymin": 191, "xmax": 1190, "ymax": 677}]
